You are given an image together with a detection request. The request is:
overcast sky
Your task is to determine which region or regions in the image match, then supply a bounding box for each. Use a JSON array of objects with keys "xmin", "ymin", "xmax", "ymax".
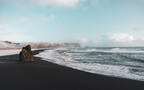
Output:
[{"xmin": 0, "ymin": 0, "xmax": 144, "ymax": 46}]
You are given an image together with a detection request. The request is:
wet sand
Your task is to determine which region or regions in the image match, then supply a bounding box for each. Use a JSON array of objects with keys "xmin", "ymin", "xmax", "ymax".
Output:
[{"xmin": 0, "ymin": 50, "xmax": 144, "ymax": 90}]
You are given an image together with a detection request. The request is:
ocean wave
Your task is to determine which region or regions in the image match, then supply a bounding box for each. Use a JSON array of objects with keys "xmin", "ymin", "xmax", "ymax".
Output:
[
  {"xmin": 70, "ymin": 48, "xmax": 144, "ymax": 54},
  {"xmin": 36, "ymin": 49, "xmax": 144, "ymax": 81}
]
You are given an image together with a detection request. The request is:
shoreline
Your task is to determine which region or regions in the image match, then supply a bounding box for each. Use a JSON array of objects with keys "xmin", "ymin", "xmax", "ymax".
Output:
[{"xmin": 0, "ymin": 50, "xmax": 144, "ymax": 90}]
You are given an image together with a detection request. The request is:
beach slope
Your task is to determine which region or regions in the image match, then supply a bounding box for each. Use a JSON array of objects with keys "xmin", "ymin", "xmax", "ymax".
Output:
[{"xmin": 0, "ymin": 50, "xmax": 144, "ymax": 90}]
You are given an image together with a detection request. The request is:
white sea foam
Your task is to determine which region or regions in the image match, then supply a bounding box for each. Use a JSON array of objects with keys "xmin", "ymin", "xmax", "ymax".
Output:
[
  {"xmin": 0, "ymin": 49, "xmax": 20, "ymax": 56},
  {"xmin": 73, "ymin": 48, "xmax": 144, "ymax": 53},
  {"xmin": 36, "ymin": 49, "xmax": 144, "ymax": 81}
]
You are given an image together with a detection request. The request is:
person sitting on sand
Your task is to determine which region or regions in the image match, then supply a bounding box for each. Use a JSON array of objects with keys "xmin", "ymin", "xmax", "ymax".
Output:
[{"xmin": 19, "ymin": 45, "xmax": 33, "ymax": 62}]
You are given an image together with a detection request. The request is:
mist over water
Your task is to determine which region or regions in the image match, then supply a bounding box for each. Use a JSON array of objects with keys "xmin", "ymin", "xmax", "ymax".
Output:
[{"xmin": 36, "ymin": 47, "xmax": 144, "ymax": 81}]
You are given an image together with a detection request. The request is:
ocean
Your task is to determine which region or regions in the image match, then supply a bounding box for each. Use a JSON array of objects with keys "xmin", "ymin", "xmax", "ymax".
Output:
[{"xmin": 36, "ymin": 47, "xmax": 144, "ymax": 81}]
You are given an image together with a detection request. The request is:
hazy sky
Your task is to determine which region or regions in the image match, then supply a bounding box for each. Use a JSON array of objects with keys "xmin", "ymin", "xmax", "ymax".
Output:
[{"xmin": 0, "ymin": 0, "xmax": 144, "ymax": 46}]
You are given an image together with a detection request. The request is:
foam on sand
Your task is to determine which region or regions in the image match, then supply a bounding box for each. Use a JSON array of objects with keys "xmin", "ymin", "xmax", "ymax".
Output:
[{"xmin": 0, "ymin": 49, "xmax": 20, "ymax": 56}]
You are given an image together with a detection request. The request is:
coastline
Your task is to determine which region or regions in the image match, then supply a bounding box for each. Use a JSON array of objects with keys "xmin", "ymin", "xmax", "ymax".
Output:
[{"xmin": 0, "ymin": 50, "xmax": 144, "ymax": 90}]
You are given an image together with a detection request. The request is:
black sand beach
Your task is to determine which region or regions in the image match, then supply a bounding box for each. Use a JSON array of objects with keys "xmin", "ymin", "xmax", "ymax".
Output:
[{"xmin": 0, "ymin": 50, "xmax": 144, "ymax": 90}]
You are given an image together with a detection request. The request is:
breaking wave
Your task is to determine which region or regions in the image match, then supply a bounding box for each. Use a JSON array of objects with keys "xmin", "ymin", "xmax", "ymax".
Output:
[{"xmin": 36, "ymin": 47, "xmax": 144, "ymax": 81}]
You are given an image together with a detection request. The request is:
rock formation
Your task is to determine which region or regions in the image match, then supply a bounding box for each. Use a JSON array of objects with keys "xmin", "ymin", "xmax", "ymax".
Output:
[{"xmin": 19, "ymin": 45, "xmax": 33, "ymax": 62}]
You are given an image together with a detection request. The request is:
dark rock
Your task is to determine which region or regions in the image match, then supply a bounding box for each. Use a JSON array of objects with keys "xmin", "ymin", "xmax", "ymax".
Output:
[{"xmin": 19, "ymin": 45, "xmax": 33, "ymax": 62}]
